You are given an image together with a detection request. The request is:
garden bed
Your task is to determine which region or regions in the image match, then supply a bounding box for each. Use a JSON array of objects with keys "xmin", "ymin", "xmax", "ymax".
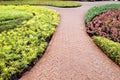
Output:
[
  {"xmin": 85, "ymin": 4, "xmax": 120, "ymax": 66},
  {"xmin": 0, "ymin": 1, "xmax": 81, "ymax": 8},
  {"xmin": 0, "ymin": 5, "xmax": 59, "ymax": 80}
]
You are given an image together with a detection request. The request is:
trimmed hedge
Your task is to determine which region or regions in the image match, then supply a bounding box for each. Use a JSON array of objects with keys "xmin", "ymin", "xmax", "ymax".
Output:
[
  {"xmin": 0, "ymin": 9, "xmax": 33, "ymax": 32},
  {"xmin": 93, "ymin": 36, "xmax": 120, "ymax": 65},
  {"xmin": 85, "ymin": 4, "xmax": 120, "ymax": 22},
  {"xmin": 0, "ymin": 5, "xmax": 59, "ymax": 80},
  {"xmin": 0, "ymin": 1, "xmax": 81, "ymax": 8},
  {"xmin": 40, "ymin": 1, "xmax": 81, "ymax": 8},
  {"xmin": 0, "ymin": 9, "xmax": 32, "ymax": 21}
]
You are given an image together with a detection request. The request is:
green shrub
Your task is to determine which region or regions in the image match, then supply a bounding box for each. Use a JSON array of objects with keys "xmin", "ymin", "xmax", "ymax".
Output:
[
  {"xmin": 85, "ymin": 4, "xmax": 120, "ymax": 67},
  {"xmin": 0, "ymin": 9, "xmax": 33, "ymax": 32},
  {"xmin": 0, "ymin": 5, "xmax": 59, "ymax": 80},
  {"xmin": 93, "ymin": 36, "xmax": 120, "ymax": 66},
  {"xmin": 0, "ymin": 1, "xmax": 81, "ymax": 8},
  {"xmin": 85, "ymin": 4, "xmax": 120, "ymax": 22},
  {"xmin": 40, "ymin": 1, "xmax": 81, "ymax": 8},
  {"xmin": 0, "ymin": 9, "xmax": 32, "ymax": 21}
]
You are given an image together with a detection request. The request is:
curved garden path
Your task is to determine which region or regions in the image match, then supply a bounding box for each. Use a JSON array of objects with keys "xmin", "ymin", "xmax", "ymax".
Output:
[{"xmin": 20, "ymin": 2, "xmax": 120, "ymax": 80}]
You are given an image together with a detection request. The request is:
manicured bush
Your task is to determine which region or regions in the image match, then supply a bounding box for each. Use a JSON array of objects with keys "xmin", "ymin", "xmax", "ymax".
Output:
[
  {"xmin": 0, "ymin": 9, "xmax": 32, "ymax": 21},
  {"xmin": 40, "ymin": 1, "xmax": 81, "ymax": 8},
  {"xmin": 0, "ymin": 5, "xmax": 59, "ymax": 80},
  {"xmin": 0, "ymin": 9, "xmax": 33, "ymax": 32},
  {"xmin": 0, "ymin": 1, "xmax": 81, "ymax": 8},
  {"xmin": 85, "ymin": 4, "xmax": 120, "ymax": 22},
  {"xmin": 93, "ymin": 36, "xmax": 120, "ymax": 66}
]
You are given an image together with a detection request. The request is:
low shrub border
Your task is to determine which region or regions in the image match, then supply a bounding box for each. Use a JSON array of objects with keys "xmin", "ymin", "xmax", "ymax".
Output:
[
  {"xmin": 39, "ymin": 1, "xmax": 81, "ymax": 8},
  {"xmin": 93, "ymin": 36, "xmax": 120, "ymax": 66},
  {"xmin": 85, "ymin": 4, "xmax": 120, "ymax": 22},
  {"xmin": 0, "ymin": 5, "xmax": 59, "ymax": 80},
  {"xmin": 0, "ymin": 1, "xmax": 81, "ymax": 8},
  {"xmin": 0, "ymin": 9, "xmax": 33, "ymax": 32},
  {"xmin": 85, "ymin": 4, "xmax": 120, "ymax": 66}
]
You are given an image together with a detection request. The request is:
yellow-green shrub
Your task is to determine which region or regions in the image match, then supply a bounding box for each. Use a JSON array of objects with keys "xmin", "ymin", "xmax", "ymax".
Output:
[
  {"xmin": 0, "ymin": 1, "xmax": 81, "ymax": 8},
  {"xmin": 0, "ymin": 5, "xmax": 59, "ymax": 80},
  {"xmin": 93, "ymin": 36, "xmax": 120, "ymax": 66}
]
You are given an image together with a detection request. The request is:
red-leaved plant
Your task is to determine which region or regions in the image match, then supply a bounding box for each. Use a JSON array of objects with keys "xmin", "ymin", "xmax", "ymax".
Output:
[{"xmin": 86, "ymin": 9, "xmax": 120, "ymax": 42}]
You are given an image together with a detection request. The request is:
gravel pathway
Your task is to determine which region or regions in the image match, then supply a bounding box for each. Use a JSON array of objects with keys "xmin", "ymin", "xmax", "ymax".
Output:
[{"xmin": 20, "ymin": 2, "xmax": 120, "ymax": 80}]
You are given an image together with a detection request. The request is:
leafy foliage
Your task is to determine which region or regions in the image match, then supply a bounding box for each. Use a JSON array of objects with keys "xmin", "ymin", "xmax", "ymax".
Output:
[
  {"xmin": 85, "ymin": 4, "xmax": 120, "ymax": 22},
  {"xmin": 86, "ymin": 9, "xmax": 120, "ymax": 43},
  {"xmin": 85, "ymin": 4, "xmax": 120, "ymax": 67},
  {"xmin": 0, "ymin": 5, "xmax": 59, "ymax": 80},
  {"xmin": 0, "ymin": 1, "xmax": 81, "ymax": 8},
  {"xmin": 93, "ymin": 36, "xmax": 120, "ymax": 66},
  {"xmin": 0, "ymin": 9, "xmax": 32, "ymax": 21},
  {"xmin": 0, "ymin": 9, "xmax": 33, "ymax": 32},
  {"xmin": 39, "ymin": 1, "xmax": 81, "ymax": 8}
]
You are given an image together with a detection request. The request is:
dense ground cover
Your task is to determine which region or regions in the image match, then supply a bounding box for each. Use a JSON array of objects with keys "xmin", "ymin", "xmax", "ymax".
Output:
[
  {"xmin": 85, "ymin": 4, "xmax": 120, "ymax": 66},
  {"xmin": 0, "ymin": 1, "xmax": 81, "ymax": 8},
  {"xmin": 0, "ymin": 5, "xmax": 59, "ymax": 80},
  {"xmin": 0, "ymin": 9, "xmax": 33, "ymax": 32},
  {"xmin": 85, "ymin": 4, "xmax": 120, "ymax": 22},
  {"xmin": 93, "ymin": 36, "xmax": 120, "ymax": 66}
]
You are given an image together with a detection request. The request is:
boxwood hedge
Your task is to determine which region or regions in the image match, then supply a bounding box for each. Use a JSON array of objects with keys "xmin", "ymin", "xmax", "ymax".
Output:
[{"xmin": 0, "ymin": 5, "xmax": 59, "ymax": 80}]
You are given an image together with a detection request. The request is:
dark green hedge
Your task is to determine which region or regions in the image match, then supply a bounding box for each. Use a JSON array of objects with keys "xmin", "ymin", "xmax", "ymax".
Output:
[{"xmin": 85, "ymin": 4, "xmax": 120, "ymax": 22}]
